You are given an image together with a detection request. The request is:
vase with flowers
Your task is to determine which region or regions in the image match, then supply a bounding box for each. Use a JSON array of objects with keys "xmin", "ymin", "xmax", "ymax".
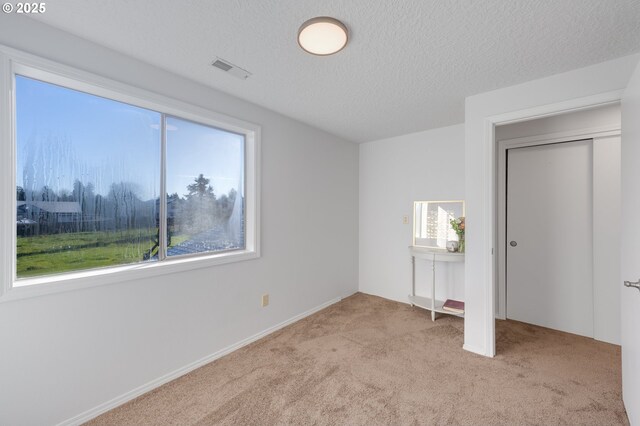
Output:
[{"xmin": 450, "ymin": 216, "xmax": 465, "ymax": 253}]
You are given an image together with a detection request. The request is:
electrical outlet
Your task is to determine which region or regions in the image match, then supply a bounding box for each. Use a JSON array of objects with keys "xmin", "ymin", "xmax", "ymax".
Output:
[
  {"xmin": 261, "ymin": 294, "xmax": 269, "ymax": 307},
  {"xmin": 402, "ymin": 215, "xmax": 409, "ymax": 224}
]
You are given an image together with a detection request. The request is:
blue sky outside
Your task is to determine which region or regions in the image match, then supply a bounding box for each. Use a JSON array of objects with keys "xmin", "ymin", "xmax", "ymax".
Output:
[
  {"xmin": 16, "ymin": 75, "xmax": 244, "ymax": 202},
  {"xmin": 166, "ymin": 116, "xmax": 244, "ymax": 200}
]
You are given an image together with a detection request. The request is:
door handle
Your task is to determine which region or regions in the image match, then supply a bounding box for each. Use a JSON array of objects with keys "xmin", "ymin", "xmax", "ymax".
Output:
[
  {"xmin": 509, "ymin": 241, "xmax": 517, "ymax": 247},
  {"xmin": 624, "ymin": 279, "xmax": 640, "ymax": 292}
]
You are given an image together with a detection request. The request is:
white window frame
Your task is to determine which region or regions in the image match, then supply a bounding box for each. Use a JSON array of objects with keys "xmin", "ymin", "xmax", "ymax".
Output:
[{"xmin": 0, "ymin": 45, "xmax": 261, "ymax": 302}]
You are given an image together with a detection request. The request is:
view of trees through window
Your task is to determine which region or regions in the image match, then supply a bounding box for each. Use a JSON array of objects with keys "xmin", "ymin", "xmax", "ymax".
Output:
[
  {"xmin": 15, "ymin": 75, "xmax": 245, "ymax": 278},
  {"xmin": 165, "ymin": 116, "xmax": 245, "ymax": 258}
]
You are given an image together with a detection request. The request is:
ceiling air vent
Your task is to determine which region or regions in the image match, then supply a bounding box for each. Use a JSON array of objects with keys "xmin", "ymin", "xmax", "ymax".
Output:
[{"xmin": 211, "ymin": 57, "xmax": 251, "ymax": 80}]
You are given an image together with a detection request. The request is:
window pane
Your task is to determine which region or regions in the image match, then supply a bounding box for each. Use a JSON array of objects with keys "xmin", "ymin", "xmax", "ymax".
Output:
[
  {"xmin": 165, "ymin": 116, "xmax": 245, "ymax": 257},
  {"xmin": 16, "ymin": 76, "xmax": 161, "ymax": 278}
]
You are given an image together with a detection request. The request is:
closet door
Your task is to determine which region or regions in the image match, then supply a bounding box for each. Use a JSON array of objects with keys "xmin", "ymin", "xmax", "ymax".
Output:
[{"xmin": 506, "ymin": 139, "xmax": 593, "ymax": 337}]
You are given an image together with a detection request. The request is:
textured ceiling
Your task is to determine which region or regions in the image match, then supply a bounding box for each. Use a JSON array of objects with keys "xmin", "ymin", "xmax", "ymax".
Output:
[{"xmin": 28, "ymin": 1, "xmax": 640, "ymax": 142}]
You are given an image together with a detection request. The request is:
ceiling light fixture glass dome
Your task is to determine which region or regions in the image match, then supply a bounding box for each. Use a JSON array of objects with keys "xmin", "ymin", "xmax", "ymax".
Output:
[{"xmin": 297, "ymin": 17, "xmax": 348, "ymax": 56}]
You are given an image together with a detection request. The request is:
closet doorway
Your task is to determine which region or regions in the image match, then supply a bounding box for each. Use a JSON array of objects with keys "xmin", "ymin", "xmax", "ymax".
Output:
[{"xmin": 496, "ymin": 103, "xmax": 621, "ymax": 344}]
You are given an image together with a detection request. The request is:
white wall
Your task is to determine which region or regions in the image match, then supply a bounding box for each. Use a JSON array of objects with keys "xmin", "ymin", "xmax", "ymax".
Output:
[
  {"xmin": 621, "ymin": 58, "xmax": 640, "ymax": 426},
  {"xmin": 359, "ymin": 124, "xmax": 465, "ymax": 304},
  {"xmin": 496, "ymin": 105, "xmax": 622, "ymax": 345},
  {"xmin": 0, "ymin": 16, "xmax": 358, "ymax": 425},
  {"xmin": 464, "ymin": 53, "xmax": 639, "ymax": 357}
]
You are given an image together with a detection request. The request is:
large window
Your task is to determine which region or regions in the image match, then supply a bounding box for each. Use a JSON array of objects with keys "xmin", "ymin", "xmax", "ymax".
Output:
[{"xmin": 2, "ymin": 53, "xmax": 259, "ymax": 294}]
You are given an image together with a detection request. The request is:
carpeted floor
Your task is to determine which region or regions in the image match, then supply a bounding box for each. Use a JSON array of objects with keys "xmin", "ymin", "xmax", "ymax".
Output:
[{"xmin": 88, "ymin": 293, "xmax": 628, "ymax": 425}]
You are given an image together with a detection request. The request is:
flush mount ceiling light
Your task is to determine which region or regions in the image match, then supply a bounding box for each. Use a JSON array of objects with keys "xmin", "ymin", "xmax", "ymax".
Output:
[{"xmin": 297, "ymin": 17, "xmax": 348, "ymax": 56}]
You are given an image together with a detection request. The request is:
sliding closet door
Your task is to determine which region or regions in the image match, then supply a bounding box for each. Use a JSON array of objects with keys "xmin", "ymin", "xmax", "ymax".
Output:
[{"xmin": 506, "ymin": 140, "xmax": 594, "ymax": 337}]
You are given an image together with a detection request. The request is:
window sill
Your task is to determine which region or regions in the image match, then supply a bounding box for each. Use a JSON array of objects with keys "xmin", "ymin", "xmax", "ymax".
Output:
[{"xmin": 0, "ymin": 249, "xmax": 259, "ymax": 303}]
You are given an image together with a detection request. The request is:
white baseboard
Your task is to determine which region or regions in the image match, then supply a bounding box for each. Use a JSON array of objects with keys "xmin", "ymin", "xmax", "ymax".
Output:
[{"xmin": 58, "ymin": 293, "xmax": 352, "ymax": 426}]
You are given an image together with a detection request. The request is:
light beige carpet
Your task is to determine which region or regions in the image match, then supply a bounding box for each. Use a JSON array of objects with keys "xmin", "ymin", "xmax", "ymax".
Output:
[{"xmin": 88, "ymin": 293, "xmax": 628, "ymax": 425}]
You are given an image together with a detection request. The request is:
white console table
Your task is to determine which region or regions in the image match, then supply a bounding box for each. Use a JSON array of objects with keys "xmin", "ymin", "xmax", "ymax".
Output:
[{"xmin": 409, "ymin": 246, "xmax": 465, "ymax": 321}]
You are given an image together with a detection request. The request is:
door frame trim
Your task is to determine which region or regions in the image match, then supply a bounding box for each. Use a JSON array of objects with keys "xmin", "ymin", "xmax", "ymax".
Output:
[{"xmin": 496, "ymin": 124, "xmax": 621, "ymax": 320}]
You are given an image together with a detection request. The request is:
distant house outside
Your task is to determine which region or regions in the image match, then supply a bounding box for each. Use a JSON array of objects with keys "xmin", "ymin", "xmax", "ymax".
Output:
[{"xmin": 17, "ymin": 201, "xmax": 82, "ymax": 235}]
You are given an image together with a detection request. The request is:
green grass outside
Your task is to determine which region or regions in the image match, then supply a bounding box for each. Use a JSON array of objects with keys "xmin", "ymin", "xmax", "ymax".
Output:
[{"xmin": 17, "ymin": 230, "xmax": 190, "ymax": 278}]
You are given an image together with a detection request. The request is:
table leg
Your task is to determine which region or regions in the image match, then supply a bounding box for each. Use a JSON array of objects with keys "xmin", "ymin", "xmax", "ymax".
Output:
[
  {"xmin": 411, "ymin": 256, "xmax": 415, "ymax": 300},
  {"xmin": 431, "ymin": 254, "xmax": 436, "ymax": 321}
]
